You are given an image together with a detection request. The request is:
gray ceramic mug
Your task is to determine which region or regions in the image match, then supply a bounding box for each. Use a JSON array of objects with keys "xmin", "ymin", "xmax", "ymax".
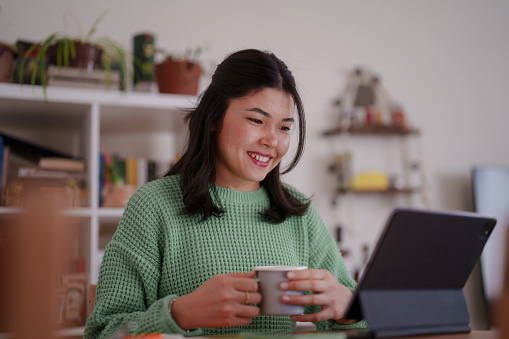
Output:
[{"xmin": 253, "ymin": 265, "xmax": 308, "ymax": 316}]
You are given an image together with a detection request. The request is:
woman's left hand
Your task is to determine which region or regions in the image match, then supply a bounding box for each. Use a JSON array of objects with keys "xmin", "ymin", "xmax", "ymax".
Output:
[{"xmin": 279, "ymin": 268, "xmax": 355, "ymax": 324}]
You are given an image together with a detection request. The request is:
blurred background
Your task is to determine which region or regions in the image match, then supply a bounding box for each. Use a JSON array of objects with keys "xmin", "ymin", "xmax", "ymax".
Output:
[{"xmin": 0, "ymin": 0, "xmax": 508, "ymax": 336}]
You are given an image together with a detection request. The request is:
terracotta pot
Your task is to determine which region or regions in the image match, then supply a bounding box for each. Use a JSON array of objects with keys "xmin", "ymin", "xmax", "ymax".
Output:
[
  {"xmin": 101, "ymin": 185, "xmax": 138, "ymax": 208},
  {"xmin": 0, "ymin": 43, "xmax": 16, "ymax": 83},
  {"xmin": 156, "ymin": 57, "xmax": 202, "ymax": 95}
]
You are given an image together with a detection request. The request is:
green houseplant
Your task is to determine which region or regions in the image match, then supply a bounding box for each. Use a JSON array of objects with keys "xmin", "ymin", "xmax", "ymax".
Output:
[{"xmin": 17, "ymin": 11, "xmax": 130, "ymax": 96}]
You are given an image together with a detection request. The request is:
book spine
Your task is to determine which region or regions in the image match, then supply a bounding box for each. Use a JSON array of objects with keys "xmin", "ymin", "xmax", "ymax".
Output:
[
  {"xmin": 148, "ymin": 161, "xmax": 156, "ymax": 182},
  {"xmin": 18, "ymin": 167, "xmax": 86, "ymax": 180},
  {"xmin": 137, "ymin": 158, "xmax": 148, "ymax": 187},
  {"xmin": 38, "ymin": 157, "xmax": 85, "ymax": 171},
  {"xmin": 125, "ymin": 158, "xmax": 138, "ymax": 186},
  {"xmin": 113, "ymin": 157, "xmax": 126, "ymax": 185}
]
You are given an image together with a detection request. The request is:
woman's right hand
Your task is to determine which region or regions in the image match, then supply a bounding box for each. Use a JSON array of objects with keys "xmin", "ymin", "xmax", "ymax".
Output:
[{"xmin": 170, "ymin": 271, "xmax": 261, "ymax": 330}]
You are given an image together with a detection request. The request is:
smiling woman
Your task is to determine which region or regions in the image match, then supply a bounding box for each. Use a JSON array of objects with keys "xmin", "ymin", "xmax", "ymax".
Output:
[{"xmin": 84, "ymin": 49, "xmax": 367, "ymax": 339}]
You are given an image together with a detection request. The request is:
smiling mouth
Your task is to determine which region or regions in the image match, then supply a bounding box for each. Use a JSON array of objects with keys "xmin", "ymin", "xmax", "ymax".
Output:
[{"xmin": 247, "ymin": 152, "xmax": 271, "ymax": 163}]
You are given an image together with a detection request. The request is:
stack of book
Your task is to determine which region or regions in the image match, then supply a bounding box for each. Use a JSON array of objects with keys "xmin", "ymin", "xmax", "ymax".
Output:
[
  {"xmin": 47, "ymin": 66, "xmax": 121, "ymax": 90},
  {"xmin": 0, "ymin": 132, "xmax": 87, "ymax": 208}
]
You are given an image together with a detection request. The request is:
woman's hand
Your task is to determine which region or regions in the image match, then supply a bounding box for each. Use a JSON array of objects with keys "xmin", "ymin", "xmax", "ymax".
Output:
[
  {"xmin": 279, "ymin": 268, "xmax": 355, "ymax": 324},
  {"xmin": 170, "ymin": 271, "xmax": 261, "ymax": 330}
]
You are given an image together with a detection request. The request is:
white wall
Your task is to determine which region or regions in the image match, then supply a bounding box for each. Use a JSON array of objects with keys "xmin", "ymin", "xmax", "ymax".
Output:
[{"xmin": 2, "ymin": 0, "xmax": 509, "ymax": 263}]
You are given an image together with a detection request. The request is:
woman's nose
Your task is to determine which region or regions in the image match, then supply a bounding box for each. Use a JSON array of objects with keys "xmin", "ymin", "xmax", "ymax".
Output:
[{"xmin": 260, "ymin": 128, "xmax": 278, "ymax": 148}]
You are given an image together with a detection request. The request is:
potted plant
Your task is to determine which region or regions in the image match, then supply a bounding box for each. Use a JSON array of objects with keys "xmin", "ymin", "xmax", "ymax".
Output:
[
  {"xmin": 0, "ymin": 42, "xmax": 17, "ymax": 83},
  {"xmin": 101, "ymin": 161, "xmax": 137, "ymax": 208},
  {"xmin": 155, "ymin": 46, "xmax": 208, "ymax": 96},
  {"xmin": 17, "ymin": 11, "xmax": 130, "ymax": 96}
]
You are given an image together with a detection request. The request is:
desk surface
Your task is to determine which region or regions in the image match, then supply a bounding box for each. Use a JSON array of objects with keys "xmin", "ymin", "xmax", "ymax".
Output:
[
  {"xmin": 398, "ymin": 330, "xmax": 496, "ymax": 339},
  {"xmin": 146, "ymin": 330, "xmax": 500, "ymax": 339},
  {"xmin": 291, "ymin": 330, "xmax": 497, "ymax": 339},
  {"xmin": 292, "ymin": 324, "xmax": 497, "ymax": 339}
]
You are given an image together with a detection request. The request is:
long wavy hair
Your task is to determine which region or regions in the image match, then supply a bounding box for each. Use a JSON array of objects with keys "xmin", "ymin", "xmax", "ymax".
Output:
[{"xmin": 167, "ymin": 49, "xmax": 309, "ymax": 223}]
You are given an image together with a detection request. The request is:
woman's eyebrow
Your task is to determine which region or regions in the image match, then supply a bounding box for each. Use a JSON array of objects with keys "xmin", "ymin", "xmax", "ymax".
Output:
[{"xmin": 246, "ymin": 107, "xmax": 294, "ymax": 122}]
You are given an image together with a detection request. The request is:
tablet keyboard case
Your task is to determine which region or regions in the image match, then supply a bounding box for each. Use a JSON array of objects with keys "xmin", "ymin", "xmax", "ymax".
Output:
[{"xmin": 346, "ymin": 208, "xmax": 496, "ymax": 338}]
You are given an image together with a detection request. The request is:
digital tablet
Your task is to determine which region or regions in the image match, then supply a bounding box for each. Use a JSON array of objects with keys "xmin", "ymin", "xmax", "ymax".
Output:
[{"xmin": 345, "ymin": 208, "xmax": 496, "ymax": 337}]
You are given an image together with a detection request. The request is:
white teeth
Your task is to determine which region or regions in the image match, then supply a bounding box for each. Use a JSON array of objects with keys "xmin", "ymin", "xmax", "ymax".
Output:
[{"xmin": 248, "ymin": 152, "xmax": 269, "ymax": 163}]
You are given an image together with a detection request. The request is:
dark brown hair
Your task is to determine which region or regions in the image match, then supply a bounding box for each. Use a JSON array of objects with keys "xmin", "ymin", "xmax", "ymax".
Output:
[{"xmin": 167, "ymin": 49, "xmax": 309, "ymax": 223}]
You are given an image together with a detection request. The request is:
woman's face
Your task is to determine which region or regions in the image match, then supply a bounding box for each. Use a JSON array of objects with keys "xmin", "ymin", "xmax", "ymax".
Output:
[{"xmin": 214, "ymin": 88, "xmax": 295, "ymax": 191}]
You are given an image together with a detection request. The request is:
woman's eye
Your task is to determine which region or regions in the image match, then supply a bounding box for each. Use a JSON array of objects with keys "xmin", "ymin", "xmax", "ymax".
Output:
[
  {"xmin": 248, "ymin": 118, "xmax": 263, "ymax": 124},
  {"xmin": 280, "ymin": 126, "xmax": 291, "ymax": 131}
]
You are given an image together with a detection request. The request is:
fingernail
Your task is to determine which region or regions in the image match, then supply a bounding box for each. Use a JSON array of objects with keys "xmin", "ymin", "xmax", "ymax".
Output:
[
  {"xmin": 282, "ymin": 295, "xmax": 290, "ymax": 301},
  {"xmin": 287, "ymin": 272, "xmax": 295, "ymax": 278},
  {"xmin": 280, "ymin": 282, "xmax": 288, "ymax": 290},
  {"xmin": 291, "ymin": 315, "xmax": 298, "ymax": 321}
]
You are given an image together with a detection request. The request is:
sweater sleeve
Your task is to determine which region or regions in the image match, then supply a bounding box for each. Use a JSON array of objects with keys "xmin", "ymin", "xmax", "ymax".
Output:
[
  {"xmin": 84, "ymin": 186, "xmax": 202, "ymax": 338},
  {"xmin": 303, "ymin": 203, "xmax": 369, "ymax": 331}
]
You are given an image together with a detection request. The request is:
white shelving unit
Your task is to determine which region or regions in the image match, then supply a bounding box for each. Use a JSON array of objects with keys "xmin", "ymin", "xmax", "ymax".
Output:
[{"xmin": 0, "ymin": 82, "xmax": 197, "ymax": 335}]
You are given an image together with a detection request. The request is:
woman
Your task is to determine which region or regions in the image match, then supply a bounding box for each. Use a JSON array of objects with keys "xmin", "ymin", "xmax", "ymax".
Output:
[{"xmin": 85, "ymin": 49, "xmax": 366, "ymax": 338}]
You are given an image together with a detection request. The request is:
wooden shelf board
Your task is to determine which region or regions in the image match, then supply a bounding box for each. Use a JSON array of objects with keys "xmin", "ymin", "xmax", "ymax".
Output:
[
  {"xmin": 0, "ymin": 83, "xmax": 198, "ymax": 110},
  {"xmin": 323, "ymin": 125, "xmax": 419, "ymax": 136},
  {"xmin": 0, "ymin": 326, "xmax": 84, "ymax": 339},
  {"xmin": 338, "ymin": 188, "xmax": 419, "ymax": 194}
]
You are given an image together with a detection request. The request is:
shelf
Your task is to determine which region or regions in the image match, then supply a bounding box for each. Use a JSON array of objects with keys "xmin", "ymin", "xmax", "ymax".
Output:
[
  {"xmin": 323, "ymin": 125, "xmax": 419, "ymax": 136},
  {"xmin": 55, "ymin": 326, "xmax": 85, "ymax": 337},
  {"xmin": 337, "ymin": 187, "xmax": 420, "ymax": 194},
  {"xmin": 61, "ymin": 208, "xmax": 93, "ymax": 217},
  {"xmin": 0, "ymin": 83, "xmax": 197, "ymax": 109},
  {"xmin": 98, "ymin": 207, "xmax": 124, "ymax": 223},
  {"xmin": 0, "ymin": 207, "xmax": 23, "ymax": 215},
  {"xmin": 98, "ymin": 207, "xmax": 124, "ymax": 217},
  {"xmin": 0, "ymin": 326, "xmax": 85, "ymax": 338},
  {"xmin": 0, "ymin": 207, "xmax": 91, "ymax": 217}
]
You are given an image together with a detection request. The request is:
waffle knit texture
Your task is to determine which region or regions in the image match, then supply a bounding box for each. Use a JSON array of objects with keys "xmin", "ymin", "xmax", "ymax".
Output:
[{"xmin": 84, "ymin": 175, "xmax": 367, "ymax": 338}]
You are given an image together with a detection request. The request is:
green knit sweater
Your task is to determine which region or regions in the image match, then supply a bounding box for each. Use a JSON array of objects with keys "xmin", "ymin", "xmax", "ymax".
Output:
[{"xmin": 84, "ymin": 175, "xmax": 366, "ymax": 338}]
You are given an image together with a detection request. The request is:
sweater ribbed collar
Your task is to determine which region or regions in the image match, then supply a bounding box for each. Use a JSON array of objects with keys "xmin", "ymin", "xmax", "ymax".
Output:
[{"xmin": 213, "ymin": 185, "xmax": 269, "ymax": 204}]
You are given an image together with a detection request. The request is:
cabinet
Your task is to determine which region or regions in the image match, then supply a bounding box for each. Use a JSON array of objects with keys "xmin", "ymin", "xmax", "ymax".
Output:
[{"xmin": 0, "ymin": 83, "xmax": 196, "ymax": 336}]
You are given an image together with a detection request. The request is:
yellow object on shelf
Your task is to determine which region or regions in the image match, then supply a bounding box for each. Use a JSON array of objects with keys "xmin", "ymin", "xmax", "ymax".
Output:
[{"xmin": 349, "ymin": 171, "xmax": 389, "ymax": 191}]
